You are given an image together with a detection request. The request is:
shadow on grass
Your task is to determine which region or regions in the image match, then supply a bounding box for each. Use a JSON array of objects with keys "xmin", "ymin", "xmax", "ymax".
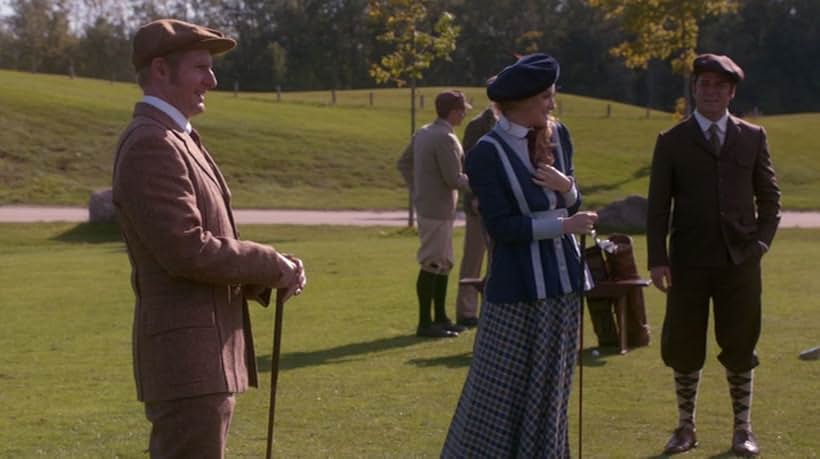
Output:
[
  {"xmin": 402, "ymin": 346, "xmax": 619, "ymax": 369},
  {"xmin": 406, "ymin": 345, "xmax": 624, "ymax": 368},
  {"xmin": 257, "ymin": 334, "xmax": 420, "ymax": 372},
  {"xmin": 704, "ymin": 451, "xmax": 737, "ymax": 459},
  {"xmin": 584, "ymin": 165, "xmax": 651, "ymax": 195},
  {"xmin": 52, "ymin": 222, "xmax": 122, "ymax": 244},
  {"xmin": 255, "ymin": 337, "xmax": 620, "ymax": 372},
  {"xmin": 407, "ymin": 352, "xmax": 472, "ymax": 368},
  {"xmin": 640, "ymin": 450, "xmax": 736, "ymax": 459}
]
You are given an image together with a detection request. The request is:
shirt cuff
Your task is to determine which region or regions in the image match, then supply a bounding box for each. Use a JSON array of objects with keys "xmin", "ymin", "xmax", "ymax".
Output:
[
  {"xmin": 532, "ymin": 215, "xmax": 564, "ymax": 240},
  {"xmin": 561, "ymin": 178, "xmax": 578, "ymax": 207},
  {"xmin": 757, "ymin": 240, "xmax": 769, "ymax": 253}
]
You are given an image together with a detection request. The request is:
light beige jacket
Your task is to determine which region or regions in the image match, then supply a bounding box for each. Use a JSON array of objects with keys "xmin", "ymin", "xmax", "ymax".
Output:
[{"xmin": 397, "ymin": 118, "xmax": 470, "ymax": 219}]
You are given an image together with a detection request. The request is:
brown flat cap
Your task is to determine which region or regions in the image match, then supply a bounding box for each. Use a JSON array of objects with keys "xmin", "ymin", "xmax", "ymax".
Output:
[
  {"xmin": 435, "ymin": 90, "xmax": 472, "ymax": 117},
  {"xmin": 132, "ymin": 19, "xmax": 236, "ymax": 71},
  {"xmin": 692, "ymin": 53, "xmax": 744, "ymax": 83}
]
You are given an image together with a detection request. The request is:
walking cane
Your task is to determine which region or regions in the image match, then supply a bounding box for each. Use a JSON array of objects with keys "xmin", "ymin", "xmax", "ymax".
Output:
[
  {"xmin": 577, "ymin": 231, "xmax": 591, "ymax": 459},
  {"xmin": 266, "ymin": 288, "xmax": 287, "ymax": 459}
]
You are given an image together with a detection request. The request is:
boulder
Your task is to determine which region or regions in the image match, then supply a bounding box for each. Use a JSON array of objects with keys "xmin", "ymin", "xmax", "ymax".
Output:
[
  {"xmin": 799, "ymin": 346, "xmax": 820, "ymax": 361},
  {"xmin": 596, "ymin": 195, "xmax": 648, "ymax": 233},
  {"xmin": 88, "ymin": 188, "xmax": 116, "ymax": 223}
]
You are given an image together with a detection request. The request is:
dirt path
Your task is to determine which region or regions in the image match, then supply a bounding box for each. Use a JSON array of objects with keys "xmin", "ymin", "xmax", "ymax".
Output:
[{"xmin": 1, "ymin": 205, "xmax": 819, "ymax": 228}]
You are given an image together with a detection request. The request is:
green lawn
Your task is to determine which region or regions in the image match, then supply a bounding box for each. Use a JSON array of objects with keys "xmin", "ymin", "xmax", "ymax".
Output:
[
  {"xmin": 1, "ymin": 69, "xmax": 818, "ymax": 210},
  {"xmin": 0, "ymin": 223, "xmax": 817, "ymax": 457}
]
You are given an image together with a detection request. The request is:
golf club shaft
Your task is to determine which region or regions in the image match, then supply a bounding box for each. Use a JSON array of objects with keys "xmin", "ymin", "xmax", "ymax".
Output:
[{"xmin": 578, "ymin": 233, "xmax": 587, "ymax": 459}]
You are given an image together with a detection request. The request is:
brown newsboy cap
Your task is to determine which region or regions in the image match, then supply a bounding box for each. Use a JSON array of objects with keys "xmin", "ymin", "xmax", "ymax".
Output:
[
  {"xmin": 435, "ymin": 90, "xmax": 472, "ymax": 116},
  {"xmin": 692, "ymin": 53, "xmax": 745, "ymax": 83},
  {"xmin": 132, "ymin": 19, "xmax": 236, "ymax": 71}
]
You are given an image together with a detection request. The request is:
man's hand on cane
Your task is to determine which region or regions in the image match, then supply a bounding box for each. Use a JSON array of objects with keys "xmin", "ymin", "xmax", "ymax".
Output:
[{"xmin": 276, "ymin": 253, "xmax": 307, "ymax": 302}]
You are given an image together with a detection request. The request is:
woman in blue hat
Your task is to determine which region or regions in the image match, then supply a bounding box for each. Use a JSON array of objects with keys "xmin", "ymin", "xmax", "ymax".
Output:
[{"xmin": 441, "ymin": 53, "xmax": 597, "ymax": 457}]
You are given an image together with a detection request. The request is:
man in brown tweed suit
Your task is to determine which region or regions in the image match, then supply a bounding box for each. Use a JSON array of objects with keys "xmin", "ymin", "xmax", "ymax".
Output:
[
  {"xmin": 112, "ymin": 19, "xmax": 306, "ymax": 458},
  {"xmin": 647, "ymin": 54, "xmax": 780, "ymax": 457}
]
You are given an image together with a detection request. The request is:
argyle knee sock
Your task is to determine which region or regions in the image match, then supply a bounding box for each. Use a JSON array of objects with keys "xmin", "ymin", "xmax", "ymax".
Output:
[
  {"xmin": 432, "ymin": 273, "xmax": 450, "ymax": 323},
  {"xmin": 674, "ymin": 370, "xmax": 701, "ymax": 428},
  {"xmin": 416, "ymin": 270, "xmax": 436, "ymax": 327},
  {"xmin": 726, "ymin": 369, "xmax": 753, "ymax": 431}
]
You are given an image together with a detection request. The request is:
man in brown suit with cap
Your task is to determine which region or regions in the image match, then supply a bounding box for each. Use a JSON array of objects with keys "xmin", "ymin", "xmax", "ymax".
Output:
[
  {"xmin": 112, "ymin": 19, "xmax": 307, "ymax": 457},
  {"xmin": 647, "ymin": 53, "xmax": 780, "ymax": 457}
]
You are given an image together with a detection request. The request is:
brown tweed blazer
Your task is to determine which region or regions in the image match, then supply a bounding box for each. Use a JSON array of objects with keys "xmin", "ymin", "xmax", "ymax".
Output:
[
  {"xmin": 113, "ymin": 102, "xmax": 290, "ymax": 402},
  {"xmin": 647, "ymin": 114, "xmax": 781, "ymax": 268}
]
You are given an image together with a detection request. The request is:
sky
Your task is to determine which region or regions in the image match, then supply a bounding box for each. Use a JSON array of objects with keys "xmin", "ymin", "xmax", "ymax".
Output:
[{"xmin": 0, "ymin": 1, "xmax": 10, "ymax": 21}]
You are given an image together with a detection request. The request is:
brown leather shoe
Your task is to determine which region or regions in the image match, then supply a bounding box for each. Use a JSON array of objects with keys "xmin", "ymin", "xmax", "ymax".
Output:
[
  {"xmin": 663, "ymin": 425, "xmax": 698, "ymax": 455},
  {"xmin": 732, "ymin": 428, "xmax": 760, "ymax": 457}
]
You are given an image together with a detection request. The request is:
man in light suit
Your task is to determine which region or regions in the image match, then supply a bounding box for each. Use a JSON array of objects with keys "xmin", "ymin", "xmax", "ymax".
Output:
[
  {"xmin": 452, "ymin": 106, "xmax": 497, "ymax": 328},
  {"xmin": 647, "ymin": 54, "xmax": 780, "ymax": 457},
  {"xmin": 112, "ymin": 19, "xmax": 306, "ymax": 458},
  {"xmin": 397, "ymin": 90, "xmax": 472, "ymax": 338}
]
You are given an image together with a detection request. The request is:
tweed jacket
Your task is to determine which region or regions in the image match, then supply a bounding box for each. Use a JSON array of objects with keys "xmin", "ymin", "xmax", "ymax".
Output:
[
  {"xmin": 466, "ymin": 121, "xmax": 585, "ymax": 303},
  {"xmin": 397, "ymin": 118, "xmax": 470, "ymax": 219},
  {"xmin": 647, "ymin": 114, "xmax": 781, "ymax": 268},
  {"xmin": 113, "ymin": 103, "xmax": 289, "ymax": 402},
  {"xmin": 461, "ymin": 109, "xmax": 497, "ymax": 217}
]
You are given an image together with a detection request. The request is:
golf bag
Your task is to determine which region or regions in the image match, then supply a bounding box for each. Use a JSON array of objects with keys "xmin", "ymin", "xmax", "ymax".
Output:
[{"xmin": 584, "ymin": 234, "xmax": 651, "ymax": 348}]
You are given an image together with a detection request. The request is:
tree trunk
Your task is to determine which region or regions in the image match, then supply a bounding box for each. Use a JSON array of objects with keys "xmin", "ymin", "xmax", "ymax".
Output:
[{"xmin": 407, "ymin": 77, "xmax": 417, "ymax": 227}]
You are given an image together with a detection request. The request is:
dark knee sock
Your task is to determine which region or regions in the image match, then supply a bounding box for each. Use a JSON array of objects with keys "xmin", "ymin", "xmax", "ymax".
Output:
[
  {"xmin": 674, "ymin": 370, "xmax": 701, "ymax": 428},
  {"xmin": 726, "ymin": 369, "xmax": 753, "ymax": 431},
  {"xmin": 416, "ymin": 270, "xmax": 435, "ymax": 327},
  {"xmin": 433, "ymin": 273, "xmax": 449, "ymax": 323}
]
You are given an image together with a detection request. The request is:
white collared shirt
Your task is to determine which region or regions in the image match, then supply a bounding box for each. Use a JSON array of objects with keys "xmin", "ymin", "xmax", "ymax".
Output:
[
  {"xmin": 494, "ymin": 115, "xmax": 533, "ymax": 171},
  {"xmin": 693, "ymin": 109, "xmax": 729, "ymax": 146},
  {"xmin": 142, "ymin": 95, "xmax": 192, "ymax": 134}
]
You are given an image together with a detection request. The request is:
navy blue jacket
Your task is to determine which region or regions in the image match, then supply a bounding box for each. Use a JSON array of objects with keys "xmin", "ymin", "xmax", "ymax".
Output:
[{"xmin": 466, "ymin": 121, "xmax": 586, "ymax": 303}]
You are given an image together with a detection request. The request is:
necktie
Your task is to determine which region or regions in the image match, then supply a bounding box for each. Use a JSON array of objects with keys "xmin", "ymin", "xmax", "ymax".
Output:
[
  {"xmin": 189, "ymin": 129, "xmax": 223, "ymax": 187},
  {"xmin": 190, "ymin": 128, "xmax": 203, "ymax": 148},
  {"xmin": 526, "ymin": 129, "xmax": 539, "ymax": 167},
  {"xmin": 190, "ymin": 129, "xmax": 237, "ymax": 236},
  {"xmin": 708, "ymin": 123, "xmax": 721, "ymax": 156}
]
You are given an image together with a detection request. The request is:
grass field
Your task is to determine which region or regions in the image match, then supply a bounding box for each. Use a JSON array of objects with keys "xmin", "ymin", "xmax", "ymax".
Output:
[
  {"xmin": 0, "ymin": 223, "xmax": 817, "ymax": 457},
  {"xmin": 1, "ymin": 69, "xmax": 819, "ymax": 210}
]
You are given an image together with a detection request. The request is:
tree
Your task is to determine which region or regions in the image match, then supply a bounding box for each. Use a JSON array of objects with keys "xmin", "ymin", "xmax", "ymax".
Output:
[
  {"xmin": 8, "ymin": 0, "xmax": 74, "ymax": 73},
  {"xmin": 587, "ymin": 0, "xmax": 739, "ymax": 108},
  {"xmin": 74, "ymin": 15, "xmax": 131, "ymax": 81},
  {"xmin": 0, "ymin": 12, "xmax": 15, "ymax": 68},
  {"xmin": 699, "ymin": 0, "xmax": 820, "ymax": 114},
  {"xmin": 268, "ymin": 41, "xmax": 287, "ymax": 87},
  {"xmin": 368, "ymin": 0, "xmax": 460, "ymax": 226}
]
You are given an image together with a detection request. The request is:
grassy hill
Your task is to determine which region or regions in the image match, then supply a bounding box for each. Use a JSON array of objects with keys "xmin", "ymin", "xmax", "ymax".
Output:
[{"xmin": 1, "ymin": 69, "xmax": 817, "ymax": 209}]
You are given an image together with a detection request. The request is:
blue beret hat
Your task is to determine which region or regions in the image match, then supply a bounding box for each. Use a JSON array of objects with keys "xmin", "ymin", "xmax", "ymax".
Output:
[{"xmin": 487, "ymin": 53, "xmax": 560, "ymax": 102}]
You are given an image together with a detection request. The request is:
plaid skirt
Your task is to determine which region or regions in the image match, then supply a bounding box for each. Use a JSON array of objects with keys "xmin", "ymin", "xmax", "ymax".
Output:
[{"xmin": 441, "ymin": 293, "xmax": 580, "ymax": 459}]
